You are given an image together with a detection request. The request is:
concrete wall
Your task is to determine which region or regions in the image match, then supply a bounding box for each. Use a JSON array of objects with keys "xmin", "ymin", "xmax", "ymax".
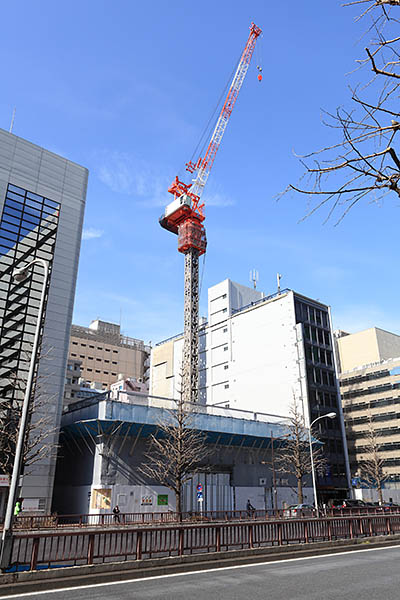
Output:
[{"xmin": 337, "ymin": 327, "xmax": 400, "ymax": 372}]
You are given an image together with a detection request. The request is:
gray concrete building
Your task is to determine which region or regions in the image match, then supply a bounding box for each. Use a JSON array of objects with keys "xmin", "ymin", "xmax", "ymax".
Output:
[{"xmin": 0, "ymin": 128, "xmax": 88, "ymax": 514}]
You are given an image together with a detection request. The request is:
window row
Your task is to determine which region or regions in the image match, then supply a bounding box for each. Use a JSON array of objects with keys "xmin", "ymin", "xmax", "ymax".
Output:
[
  {"xmin": 342, "ymin": 396, "xmax": 400, "ymax": 413},
  {"xmin": 295, "ymin": 301, "xmax": 329, "ymax": 328},
  {"xmin": 303, "ymin": 324, "xmax": 331, "ymax": 347},
  {"xmin": 340, "ymin": 369, "xmax": 390, "ymax": 387},
  {"xmin": 71, "ymin": 341, "xmax": 118, "ymax": 353},
  {"xmin": 307, "ymin": 367, "xmax": 336, "ymax": 388},
  {"xmin": 342, "ymin": 382, "xmax": 400, "ymax": 399},
  {"xmin": 305, "ymin": 344, "xmax": 333, "ymax": 367}
]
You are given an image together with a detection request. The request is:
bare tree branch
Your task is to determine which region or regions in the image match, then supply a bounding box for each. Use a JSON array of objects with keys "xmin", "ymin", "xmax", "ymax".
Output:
[
  {"xmin": 139, "ymin": 381, "xmax": 210, "ymax": 517},
  {"xmin": 0, "ymin": 349, "xmax": 59, "ymax": 478},
  {"xmin": 358, "ymin": 413, "xmax": 388, "ymax": 503},
  {"xmin": 275, "ymin": 400, "xmax": 327, "ymax": 504},
  {"xmin": 283, "ymin": 1, "xmax": 400, "ymax": 222}
]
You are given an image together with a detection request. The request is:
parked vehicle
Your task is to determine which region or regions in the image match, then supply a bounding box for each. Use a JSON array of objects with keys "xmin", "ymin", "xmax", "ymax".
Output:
[
  {"xmin": 283, "ymin": 504, "xmax": 315, "ymax": 518},
  {"xmin": 332, "ymin": 499, "xmax": 371, "ymax": 509},
  {"xmin": 373, "ymin": 502, "xmax": 400, "ymax": 513}
]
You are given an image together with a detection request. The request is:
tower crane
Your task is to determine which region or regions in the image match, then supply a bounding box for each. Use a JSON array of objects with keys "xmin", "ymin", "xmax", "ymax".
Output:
[{"xmin": 160, "ymin": 22, "xmax": 262, "ymax": 404}]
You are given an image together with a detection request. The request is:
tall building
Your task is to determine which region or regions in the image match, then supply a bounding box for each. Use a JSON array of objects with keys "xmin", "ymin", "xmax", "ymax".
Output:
[
  {"xmin": 151, "ymin": 279, "xmax": 351, "ymax": 500},
  {"xmin": 67, "ymin": 319, "xmax": 150, "ymax": 395},
  {"xmin": 0, "ymin": 128, "xmax": 88, "ymax": 514},
  {"xmin": 336, "ymin": 328, "xmax": 400, "ymax": 498}
]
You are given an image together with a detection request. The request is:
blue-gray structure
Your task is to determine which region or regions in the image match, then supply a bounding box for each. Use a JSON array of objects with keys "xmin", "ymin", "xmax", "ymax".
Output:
[
  {"xmin": 53, "ymin": 392, "xmax": 318, "ymax": 515},
  {"xmin": 0, "ymin": 128, "xmax": 88, "ymax": 514}
]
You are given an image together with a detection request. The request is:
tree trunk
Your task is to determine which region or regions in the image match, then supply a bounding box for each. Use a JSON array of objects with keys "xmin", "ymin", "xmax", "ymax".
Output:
[
  {"xmin": 176, "ymin": 488, "xmax": 182, "ymax": 521},
  {"xmin": 378, "ymin": 483, "xmax": 383, "ymax": 505},
  {"xmin": 297, "ymin": 476, "xmax": 303, "ymax": 504}
]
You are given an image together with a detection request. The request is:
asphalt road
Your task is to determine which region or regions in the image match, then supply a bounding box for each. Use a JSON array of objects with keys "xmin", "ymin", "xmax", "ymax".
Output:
[{"xmin": 4, "ymin": 545, "xmax": 400, "ymax": 600}]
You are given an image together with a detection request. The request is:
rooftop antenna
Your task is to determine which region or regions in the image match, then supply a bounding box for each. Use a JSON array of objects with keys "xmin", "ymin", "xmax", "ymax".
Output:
[
  {"xmin": 250, "ymin": 269, "xmax": 259, "ymax": 290},
  {"xmin": 277, "ymin": 272, "xmax": 282, "ymax": 293},
  {"xmin": 9, "ymin": 108, "xmax": 16, "ymax": 134}
]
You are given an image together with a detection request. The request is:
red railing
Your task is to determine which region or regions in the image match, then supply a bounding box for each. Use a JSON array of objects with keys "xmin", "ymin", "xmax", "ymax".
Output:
[
  {"xmin": 4, "ymin": 505, "xmax": 400, "ymax": 531},
  {"xmin": 8, "ymin": 513, "xmax": 400, "ymax": 571}
]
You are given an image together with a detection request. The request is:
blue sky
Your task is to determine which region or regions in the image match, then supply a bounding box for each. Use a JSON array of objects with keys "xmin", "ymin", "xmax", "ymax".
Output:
[{"xmin": 1, "ymin": 1, "xmax": 398, "ymax": 344}]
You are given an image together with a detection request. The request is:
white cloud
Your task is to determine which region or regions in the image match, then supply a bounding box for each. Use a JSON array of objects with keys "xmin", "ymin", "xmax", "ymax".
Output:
[
  {"xmin": 96, "ymin": 151, "xmax": 234, "ymax": 209},
  {"xmin": 82, "ymin": 228, "xmax": 104, "ymax": 241},
  {"xmin": 96, "ymin": 151, "xmax": 168, "ymax": 207},
  {"xmin": 203, "ymin": 191, "xmax": 235, "ymax": 207}
]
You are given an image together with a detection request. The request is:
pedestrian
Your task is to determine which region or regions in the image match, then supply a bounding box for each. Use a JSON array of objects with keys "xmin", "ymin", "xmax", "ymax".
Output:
[
  {"xmin": 246, "ymin": 499, "xmax": 255, "ymax": 518},
  {"xmin": 14, "ymin": 498, "xmax": 22, "ymax": 517},
  {"xmin": 112, "ymin": 505, "xmax": 120, "ymax": 523}
]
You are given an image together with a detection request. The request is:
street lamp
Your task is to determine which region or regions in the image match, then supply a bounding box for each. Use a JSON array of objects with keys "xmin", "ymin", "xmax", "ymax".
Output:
[
  {"xmin": 308, "ymin": 412, "xmax": 336, "ymax": 518},
  {"xmin": 0, "ymin": 259, "xmax": 49, "ymax": 570}
]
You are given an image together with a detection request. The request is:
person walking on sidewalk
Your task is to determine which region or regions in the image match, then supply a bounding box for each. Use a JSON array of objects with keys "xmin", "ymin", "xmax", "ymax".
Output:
[{"xmin": 112, "ymin": 505, "xmax": 121, "ymax": 524}]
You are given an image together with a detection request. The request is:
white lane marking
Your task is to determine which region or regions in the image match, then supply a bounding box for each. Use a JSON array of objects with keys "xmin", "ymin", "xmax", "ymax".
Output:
[{"xmin": 2, "ymin": 543, "xmax": 400, "ymax": 599}]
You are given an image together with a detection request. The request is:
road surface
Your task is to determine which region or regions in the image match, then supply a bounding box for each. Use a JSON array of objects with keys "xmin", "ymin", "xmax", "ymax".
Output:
[{"xmin": 3, "ymin": 544, "xmax": 400, "ymax": 600}]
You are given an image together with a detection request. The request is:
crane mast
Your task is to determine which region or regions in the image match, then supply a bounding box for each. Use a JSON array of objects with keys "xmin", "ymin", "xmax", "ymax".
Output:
[{"xmin": 160, "ymin": 22, "xmax": 262, "ymax": 404}]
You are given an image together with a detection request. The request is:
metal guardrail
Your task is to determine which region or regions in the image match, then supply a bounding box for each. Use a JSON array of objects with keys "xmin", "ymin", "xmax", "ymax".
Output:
[
  {"xmin": 8, "ymin": 513, "xmax": 400, "ymax": 571},
  {"xmin": 3, "ymin": 506, "xmax": 400, "ymax": 531}
]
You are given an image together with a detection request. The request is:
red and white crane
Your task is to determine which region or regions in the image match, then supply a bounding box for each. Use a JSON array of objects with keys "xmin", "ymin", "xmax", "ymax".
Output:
[{"xmin": 160, "ymin": 22, "xmax": 262, "ymax": 403}]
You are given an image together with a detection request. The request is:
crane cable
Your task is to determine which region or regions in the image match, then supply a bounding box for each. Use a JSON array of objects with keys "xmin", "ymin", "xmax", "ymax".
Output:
[{"xmin": 177, "ymin": 50, "xmax": 242, "ymax": 182}]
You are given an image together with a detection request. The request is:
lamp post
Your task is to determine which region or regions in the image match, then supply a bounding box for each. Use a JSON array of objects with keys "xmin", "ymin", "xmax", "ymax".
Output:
[
  {"xmin": 308, "ymin": 412, "xmax": 336, "ymax": 518},
  {"xmin": 0, "ymin": 259, "xmax": 49, "ymax": 570}
]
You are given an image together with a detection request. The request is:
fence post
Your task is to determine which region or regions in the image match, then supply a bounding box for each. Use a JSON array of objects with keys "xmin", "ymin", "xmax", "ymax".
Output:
[
  {"xmin": 178, "ymin": 527, "xmax": 184, "ymax": 556},
  {"xmin": 278, "ymin": 522, "xmax": 282, "ymax": 546},
  {"xmin": 349, "ymin": 519, "xmax": 353, "ymax": 539},
  {"xmin": 369, "ymin": 517, "xmax": 373, "ymax": 537},
  {"xmin": 216, "ymin": 526, "xmax": 221, "ymax": 552},
  {"xmin": 304, "ymin": 521, "xmax": 309, "ymax": 544},
  {"xmin": 136, "ymin": 530, "xmax": 142, "ymax": 560},
  {"xmin": 386, "ymin": 516, "xmax": 391, "ymax": 535},
  {"xmin": 87, "ymin": 534, "xmax": 95, "ymax": 565},
  {"xmin": 249, "ymin": 524, "xmax": 254, "ymax": 549},
  {"xmin": 30, "ymin": 537, "xmax": 39, "ymax": 571}
]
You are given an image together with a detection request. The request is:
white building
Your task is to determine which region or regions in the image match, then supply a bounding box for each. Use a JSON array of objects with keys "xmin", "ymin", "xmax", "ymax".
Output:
[{"xmin": 151, "ymin": 279, "xmax": 351, "ymax": 501}]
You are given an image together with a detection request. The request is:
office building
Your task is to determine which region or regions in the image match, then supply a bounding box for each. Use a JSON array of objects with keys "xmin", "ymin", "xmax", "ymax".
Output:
[
  {"xmin": 151, "ymin": 279, "xmax": 351, "ymax": 501},
  {"xmin": 67, "ymin": 319, "xmax": 150, "ymax": 394},
  {"xmin": 336, "ymin": 328, "xmax": 400, "ymax": 500},
  {"xmin": 0, "ymin": 128, "xmax": 88, "ymax": 514}
]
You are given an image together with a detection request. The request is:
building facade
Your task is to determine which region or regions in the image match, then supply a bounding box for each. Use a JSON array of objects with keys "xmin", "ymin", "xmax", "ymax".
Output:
[
  {"xmin": 0, "ymin": 128, "xmax": 88, "ymax": 513},
  {"xmin": 336, "ymin": 328, "xmax": 400, "ymax": 501},
  {"xmin": 151, "ymin": 279, "xmax": 351, "ymax": 500},
  {"xmin": 53, "ymin": 392, "xmax": 315, "ymax": 515},
  {"xmin": 67, "ymin": 319, "xmax": 150, "ymax": 398}
]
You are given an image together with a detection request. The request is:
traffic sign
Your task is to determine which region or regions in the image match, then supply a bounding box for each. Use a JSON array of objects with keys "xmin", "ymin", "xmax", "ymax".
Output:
[
  {"xmin": 197, "ymin": 483, "xmax": 203, "ymax": 492},
  {"xmin": 197, "ymin": 491, "xmax": 203, "ymax": 500}
]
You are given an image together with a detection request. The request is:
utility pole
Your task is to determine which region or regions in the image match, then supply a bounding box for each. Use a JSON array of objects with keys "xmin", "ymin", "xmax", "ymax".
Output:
[{"xmin": 271, "ymin": 430, "xmax": 277, "ymax": 512}]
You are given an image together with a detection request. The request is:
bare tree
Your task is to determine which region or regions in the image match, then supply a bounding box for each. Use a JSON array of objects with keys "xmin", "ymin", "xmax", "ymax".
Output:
[
  {"xmin": 359, "ymin": 413, "xmax": 388, "ymax": 503},
  {"xmin": 0, "ymin": 354, "xmax": 59, "ymax": 478},
  {"xmin": 284, "ymin": 1, "xmax": 400, "ymax": 223},
  {"xmin": 139, "ymin": 392, "xmax": 210, "ymax": 518},
  {"xmin": 275, "ymin": 400, "xmax": 326, "ymax": 504}
]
